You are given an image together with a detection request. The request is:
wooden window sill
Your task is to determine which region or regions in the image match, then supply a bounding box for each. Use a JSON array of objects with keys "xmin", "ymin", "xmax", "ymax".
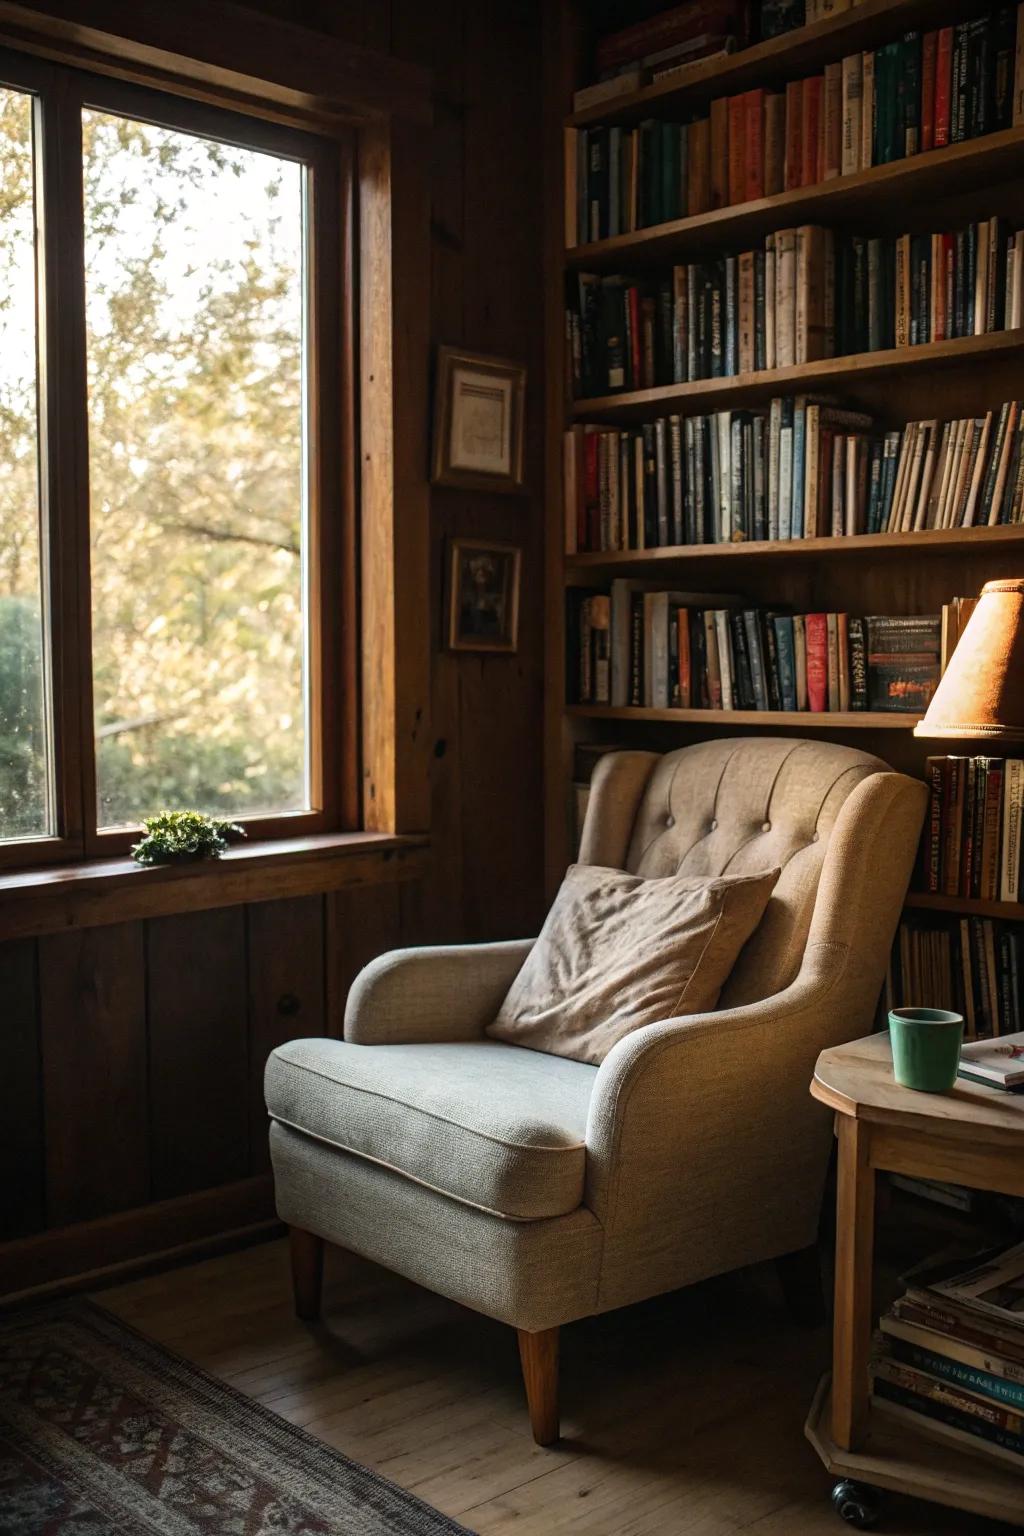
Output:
[{"xmin": 0, "ymin": 831, "xmax": 429, "ymax": 939}]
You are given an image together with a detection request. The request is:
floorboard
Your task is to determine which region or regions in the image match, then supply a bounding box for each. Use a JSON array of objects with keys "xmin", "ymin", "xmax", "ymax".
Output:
[{"xmin": 97, "ymin": 1238, "xmax": 1016, "ymax": 1535}]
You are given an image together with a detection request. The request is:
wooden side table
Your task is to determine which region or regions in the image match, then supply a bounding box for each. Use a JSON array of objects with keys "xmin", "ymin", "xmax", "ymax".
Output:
[{"xmin": 804, "ymin": 1031, "xmax": 1024, "ymax": 1529}]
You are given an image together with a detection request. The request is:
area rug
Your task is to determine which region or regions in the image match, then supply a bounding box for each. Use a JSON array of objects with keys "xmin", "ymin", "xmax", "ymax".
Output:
[{"xmin": 0, "ymin": 1299, "xmax": 474, "ymax": 1535}]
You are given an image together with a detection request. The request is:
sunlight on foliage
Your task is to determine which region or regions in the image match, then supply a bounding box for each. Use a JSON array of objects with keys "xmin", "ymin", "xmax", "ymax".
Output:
[{"xmin": 0, "ymin": 89, "xmax": 311, "ymax": 839}]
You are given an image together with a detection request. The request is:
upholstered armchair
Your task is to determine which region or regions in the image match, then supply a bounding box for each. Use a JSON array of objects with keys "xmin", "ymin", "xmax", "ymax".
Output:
[{"xmin": 266, "ymin": 737, "xmax": 926, "ymax": 1445}]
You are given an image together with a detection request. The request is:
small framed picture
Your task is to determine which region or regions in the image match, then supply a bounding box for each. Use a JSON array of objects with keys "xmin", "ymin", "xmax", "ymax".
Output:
[
  {"xmin": 447, "ymin": 538, "xmax": 521, "ymax": 653},
  {"xmin": 432, "ymin": 346, "xmax": 526, "ymax": 492}
]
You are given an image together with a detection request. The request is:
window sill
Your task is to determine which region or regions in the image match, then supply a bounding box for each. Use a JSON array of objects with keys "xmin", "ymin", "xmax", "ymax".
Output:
[{"xmin": 0, "ymin": 831, "xmax": 429, "ymax": 940}]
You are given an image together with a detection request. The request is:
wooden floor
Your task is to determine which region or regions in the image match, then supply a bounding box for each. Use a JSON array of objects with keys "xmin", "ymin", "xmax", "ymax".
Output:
[{"xmin": 96, "ymin": 1237, "xmax": 1017, "ymax": 1536}]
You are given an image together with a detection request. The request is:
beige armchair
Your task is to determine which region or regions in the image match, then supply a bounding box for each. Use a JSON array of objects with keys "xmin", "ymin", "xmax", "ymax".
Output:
[{"xmin": 266, "ymin": 737, "xmax": 926, "ymax": 1444}]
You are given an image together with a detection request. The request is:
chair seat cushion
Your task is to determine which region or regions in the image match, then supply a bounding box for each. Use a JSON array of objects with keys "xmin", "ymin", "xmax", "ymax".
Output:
[{"xmin": 265, "ymin": 1038, "xmax": 596, "ymax": 1221}]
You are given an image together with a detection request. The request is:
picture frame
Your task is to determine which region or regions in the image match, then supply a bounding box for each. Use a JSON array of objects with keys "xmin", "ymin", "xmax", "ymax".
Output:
[
  {"xmin": 447, "ymin": 538, "xmax": 521, "ymax": 654},
  {"xmin": 432, "ymin": 346, "xmax": 526, "ymax": 492}
]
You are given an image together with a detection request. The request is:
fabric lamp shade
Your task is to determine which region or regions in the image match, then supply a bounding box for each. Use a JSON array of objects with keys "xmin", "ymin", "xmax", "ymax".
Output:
[{"xmin": 915, "ymin": 578, "xmax": 1024, "ymax": 742}]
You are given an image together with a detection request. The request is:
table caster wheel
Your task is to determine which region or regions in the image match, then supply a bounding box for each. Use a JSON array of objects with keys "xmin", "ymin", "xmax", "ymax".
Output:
[{"xmin": 831, "ymin": 1480, "xmax": 881, "ymax": 1528}]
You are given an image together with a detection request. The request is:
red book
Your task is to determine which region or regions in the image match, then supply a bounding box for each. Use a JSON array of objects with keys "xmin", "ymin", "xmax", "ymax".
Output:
[
  {"xmin": 805, "ymin": 613, "xmax": 829, "ymax": 713},
  {"xmin": 677, "ymin": 608, "xmax": 691, "ymax": 708},
  {"xmin": 594, "ymin": 0, "xmax": 751, "ymax": 75},
  {"xmin": 784, "ymin": 79, "xmax": 803, "ymax": 192},
  {"xmin": 584, "ymin": 432, "xmax": 600, "ymax": 551},
  {"xmin": 934, "ymin": 27, "xmax": 953, "ymax": 148},
  {"xmin": 800, "ymin": 75, "xmax": 823, "ymax": 187},
  {"xmin": 743, "ymin": 88, "xmax": 765, "ymax": 201},
  {"xmin": 921, "ymin": 30, "xmax": 938, "ymax": 153},
  {"xmin": 727, "ymin": 94, "xmax": 746, "ymax": 203}
]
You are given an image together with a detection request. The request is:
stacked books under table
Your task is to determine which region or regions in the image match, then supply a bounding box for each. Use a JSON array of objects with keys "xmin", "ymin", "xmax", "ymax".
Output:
[{"xmin": 871, "ymin": 1241, "xmax": 1024, "ymax": 1468}]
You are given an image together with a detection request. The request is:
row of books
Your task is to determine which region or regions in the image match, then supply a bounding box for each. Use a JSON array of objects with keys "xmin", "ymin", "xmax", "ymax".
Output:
[
  {"xmin": 922, "ymin": 755, "xmax": 1024, "ymax": 903},
  {"xmin": 571, "ymin": 11, "xmax": 1024, "ymax": 242},
  {"xmin": 564, "ymin": 398, "xmax": 1024, "ymax": 554},
  {"xmin": 567, "ymin": 219, "xmax": 1021, "ymax": 397},
  {"xmin": 872, "ymin": 1243, "xmax": 1024, "ymax": 1468},
  {"xmin": 571, "ymin": 587, "xmax": 941, "ymax": 713},
  {"xmin": 889, "ymin": 915, "xmax": 1022, "ymax": 1041},
  {"xmin": 574, "ymin": 2, "xmax": 849, "ymax": 113}
]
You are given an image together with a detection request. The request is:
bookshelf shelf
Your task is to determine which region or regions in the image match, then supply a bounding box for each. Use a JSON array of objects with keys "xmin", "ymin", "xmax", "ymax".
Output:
[
  {"xmin": 571, "ymin": 330, "xmax": 1024, "ymax": 423},
  {"xmin": 568, "ymin": 0, "xmax": 978, "ymax": 128},
  {"xmin": 543, "ymin": 0, "xmax": 1024, "ymax": 895},
  {"xmin": 903, "ymin": 892, "xmax": 1024, "ymax": 921},
  {"xmin": 567, "ymin": 126, "xmax": 1024, "ymax": 270},
  {"xmin": 565, "ymin": 525, "xmax": 1024, "ymax": 575},
  {"xmin": 568, "ymin": 704, "xmax": 919, "ymax": 730}
]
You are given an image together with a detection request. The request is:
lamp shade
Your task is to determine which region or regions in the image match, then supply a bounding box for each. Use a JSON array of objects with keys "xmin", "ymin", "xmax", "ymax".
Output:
[{"xmin": 915, "ymin": 578, "xmax": 1024, "ymax": 741}]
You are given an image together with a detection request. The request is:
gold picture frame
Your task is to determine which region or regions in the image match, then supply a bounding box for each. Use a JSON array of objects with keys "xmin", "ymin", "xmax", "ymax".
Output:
[
  {"xmin": 432, "ymin": 346, "xmax": 526, "ymax": 492},
  {"xmin": 447, "ymin": 538, "xmax": 521, "ymax": 653}
]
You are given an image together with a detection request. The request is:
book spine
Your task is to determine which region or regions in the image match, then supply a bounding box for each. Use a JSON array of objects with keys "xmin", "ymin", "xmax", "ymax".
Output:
[
  {"xmin": 841, "ymin": 53, "xmax": 863, "ymax": 176},
  {"xmin": 935, "ymin": 26, "xmax": 954, "ymax": 146},
  {"xmin": 806, "ymin": 613, "xmax": 829, "ymax": 712}
]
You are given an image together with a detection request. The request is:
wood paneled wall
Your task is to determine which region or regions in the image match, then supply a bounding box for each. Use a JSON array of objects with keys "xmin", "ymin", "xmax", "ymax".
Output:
[
  {"xmin": 0, "ymin": 0, "xmax": 547, "ymax": 1286},
  {"xmin": 247, "ymin": 0, "xmax": 547, "ymax": 945}
]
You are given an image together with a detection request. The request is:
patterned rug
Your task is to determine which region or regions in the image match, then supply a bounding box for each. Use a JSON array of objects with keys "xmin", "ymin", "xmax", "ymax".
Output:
[{"xmin": 0, "ymin": 1300, "xmax": 473, "ymax": 1535}]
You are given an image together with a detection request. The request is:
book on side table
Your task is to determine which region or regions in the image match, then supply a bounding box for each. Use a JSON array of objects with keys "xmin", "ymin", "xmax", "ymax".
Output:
[
  {"xmin": 959, "ymin": 1032, "xmax": 1024, "ymax": 1091},
  {"xmin": 871, "ymin": 1242, "xmax": 1024, "ymax": 1469}
]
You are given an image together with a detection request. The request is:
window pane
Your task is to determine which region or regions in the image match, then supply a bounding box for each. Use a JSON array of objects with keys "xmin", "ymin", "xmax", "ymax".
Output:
[
  {"xmin": 0, "ymin": 86, "xmax": 52, "ymax": 842},
  {"xmin": 83, "ymin": 110, "xmax": 309, "ymax": 829}
]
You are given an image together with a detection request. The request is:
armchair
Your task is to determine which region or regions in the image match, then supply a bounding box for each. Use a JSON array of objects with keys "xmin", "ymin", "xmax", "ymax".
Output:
[{"xmin": 266, "ymin": 737, "xmax": 926, "ymax": 1444}]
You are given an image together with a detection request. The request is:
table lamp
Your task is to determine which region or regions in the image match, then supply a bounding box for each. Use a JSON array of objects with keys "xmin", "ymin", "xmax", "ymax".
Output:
[{"xmin": 914, "ymin": 577, "xmax": 1024, "ymax": 743}]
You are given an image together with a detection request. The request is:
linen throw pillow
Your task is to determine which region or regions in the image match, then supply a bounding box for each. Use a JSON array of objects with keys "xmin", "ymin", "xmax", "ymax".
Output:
[{"xmin": 487, "ymin": 863, "xmax": 780, "ymax": 1065}]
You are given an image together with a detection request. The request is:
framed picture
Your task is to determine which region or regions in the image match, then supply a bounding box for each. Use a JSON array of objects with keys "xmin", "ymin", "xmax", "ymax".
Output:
[
  {"xmin": 447, "ymin": 538, "xmax": 521, "ymax": 653},
  {"xmin": 432, "ymin": 346, "xmax": 526, "ymax": 492}
]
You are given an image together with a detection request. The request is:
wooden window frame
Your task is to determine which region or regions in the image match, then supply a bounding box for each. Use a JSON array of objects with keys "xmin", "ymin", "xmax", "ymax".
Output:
[{"xmin": 0, "ymin": 1, "xmax": 433, "ymax": 881}]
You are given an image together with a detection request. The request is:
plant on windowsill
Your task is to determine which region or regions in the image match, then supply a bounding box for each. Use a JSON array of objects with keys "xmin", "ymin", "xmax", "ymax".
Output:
[{"xmin": 131, "ymin": 810, "xmax": 245, "ymax": 866}]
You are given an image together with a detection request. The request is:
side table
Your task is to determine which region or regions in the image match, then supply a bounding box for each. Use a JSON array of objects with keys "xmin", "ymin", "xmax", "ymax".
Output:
[{"xmin": 805, "ymin": 1030, "xmax": 1024, "ymax": 1529}]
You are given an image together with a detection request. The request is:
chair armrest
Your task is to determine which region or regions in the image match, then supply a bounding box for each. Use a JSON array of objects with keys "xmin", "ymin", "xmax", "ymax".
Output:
[
  {"xmin": 344, "ymin": 939, "xmax": 535, "ymax": 1045},
  {"xmin": 584, "ymin": 942, "xmax": 847, "ymax": 1226}
]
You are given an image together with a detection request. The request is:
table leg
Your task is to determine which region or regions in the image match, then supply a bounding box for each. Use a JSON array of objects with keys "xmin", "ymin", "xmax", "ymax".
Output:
[{"xmin": 831, "ymin": 1115, "xmax": 875, "ymax": 1452}]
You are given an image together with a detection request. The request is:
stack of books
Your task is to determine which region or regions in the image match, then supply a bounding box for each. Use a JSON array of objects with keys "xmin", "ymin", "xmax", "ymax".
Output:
[
  {"xmin": 960, "ymin": 1033, "xmax": 1024, "ymax": 1089},
  {"xmin": 872, "ymin": 1243, "xmax": 1024, "ymax": 1466},
  {"xmin": 889, "ymin": 916, "xmax": 1022, "ymax": 1039},
  {"xmin": 922, "ymin": 755, "xmax": 1024, "ymax": 901},
  {"xmin": 571, "ymin": 588, "xmax": 941, "ymax": 713},
  {"xmin": 565, "ymin": 397, "xmax": 1024, "ymax": 553},
  {"xmin": 566, "ymin": 221, "xmax": 1021, "ymax": 397},
  {"xmin": 571, "ymin": 1, "xmax": 753, "ymax": 115},
  {"xmin": 569, "ymin": 8, "xmax": 1024, "ymax": 241}
]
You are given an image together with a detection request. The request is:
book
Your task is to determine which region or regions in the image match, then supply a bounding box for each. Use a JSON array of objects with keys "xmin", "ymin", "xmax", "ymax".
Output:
[{"xmin": 959, "ymin": 1031, "xmax": 1024, "ymax": 1088}]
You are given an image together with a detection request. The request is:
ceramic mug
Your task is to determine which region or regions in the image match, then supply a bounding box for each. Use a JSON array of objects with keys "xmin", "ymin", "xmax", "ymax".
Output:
[{"xmin": 889, "ymin": 1006, "xmax": 965, "ymax": 1092}]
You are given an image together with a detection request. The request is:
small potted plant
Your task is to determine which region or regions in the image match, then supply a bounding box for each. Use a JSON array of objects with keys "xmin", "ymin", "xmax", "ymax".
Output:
[{"xmin": 131, "ymin": 810, "xmax": 245, "ymax": 866}]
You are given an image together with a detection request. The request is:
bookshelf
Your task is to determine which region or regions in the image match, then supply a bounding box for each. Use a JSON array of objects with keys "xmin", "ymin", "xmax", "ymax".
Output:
[{"xmin": 543, "ymin": 0, "xmax": 1024, "ymax": 895}]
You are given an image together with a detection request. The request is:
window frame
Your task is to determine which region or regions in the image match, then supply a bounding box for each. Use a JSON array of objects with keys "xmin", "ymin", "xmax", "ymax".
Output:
[{"xmin": 0, "ymin": 47, "xmax": 354, "ymax": 869}]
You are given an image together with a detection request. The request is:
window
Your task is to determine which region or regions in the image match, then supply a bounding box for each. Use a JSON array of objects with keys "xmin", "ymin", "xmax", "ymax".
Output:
[{"xmin": 0, "ymin": 55, "xmax": 347, "ymax": 864}]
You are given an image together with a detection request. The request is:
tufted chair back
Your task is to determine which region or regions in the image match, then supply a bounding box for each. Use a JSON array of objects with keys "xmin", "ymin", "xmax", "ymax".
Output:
[{"xmin": 578, "ymin": 736, "xmax": 899, "ymax": 1008}]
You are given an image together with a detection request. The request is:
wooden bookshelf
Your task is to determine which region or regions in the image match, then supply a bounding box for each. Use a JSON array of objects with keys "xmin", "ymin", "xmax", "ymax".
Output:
[
  {"xmin": 570, "ymin": 704, "xmax": 919, "ymax": 729},
  {"xmin": 543, "ymin": 0, "xmax": 1024, "ymax": 891},
  {"xmin": 568, "ymin": 0, "xmax": 985, "ymax": 127},
  {"xmin": 569, "ymin": 126, "xmax": 1024, "ymax": 269},
  {"xmin": 566, "ymin": 524, "xmax": 1024, "ymax": 576},
  {"xmin": 571, "ymin": 330, "xmax": 1024, "ymax": 422},
  {"xmin": 904, "ymin": 891, "xmax": 1024, "ymax": 921}
]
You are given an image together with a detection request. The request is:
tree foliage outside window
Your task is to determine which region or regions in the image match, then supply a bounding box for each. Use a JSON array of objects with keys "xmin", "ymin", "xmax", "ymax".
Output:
[{"xmin": 0, "ymin": 84, "xmax": 314, "ymax": 841}]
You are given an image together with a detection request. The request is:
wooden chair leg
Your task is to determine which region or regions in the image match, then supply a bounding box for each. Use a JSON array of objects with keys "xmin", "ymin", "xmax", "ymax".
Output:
[
  {"xmin": 516, "ymin": 1326, "xmax": 560, "ymax": 1446},
  {"xmin": 289, "ymin": 1226, "xmax": 324, "ymax": 1321},
  {"xmin": 775, "ymin": 1242, "xmax": 826, "ymax": 1328}
]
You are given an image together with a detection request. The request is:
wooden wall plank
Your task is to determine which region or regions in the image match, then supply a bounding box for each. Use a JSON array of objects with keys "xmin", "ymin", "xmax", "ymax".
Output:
[
  {"xmin": 325, "ymin": 883, "xmax": 403, "ymax": 1035},
  {"xmin": 39, "ymin": 924, "xmax": 148, "ymax": 1226},
  {"xmin": 0, "ymin": 940, "xmax": 44, "ymax": 1239},
  {"xmin": 247, "ymin": 896, "xmax": 325, "ymax": 1172},
  {"xmin": 147, "ymin": 909, "xmax": 248, "ymax": 1198}
]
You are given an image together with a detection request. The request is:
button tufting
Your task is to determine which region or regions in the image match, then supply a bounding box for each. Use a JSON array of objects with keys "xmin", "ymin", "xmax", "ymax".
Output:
[
  {"xmin": 761, "ymin": 821, "xmax": 771, "ymax": 833},
  {"xmin": 812, "ymin": 831, "xmax": 820, "ymax": 842},
  {"xmin": 665, "ymin": 814, "xmax": 675, "ymax": 828},
  {"xmin": 709, "ymin": 819, "xmax": 718, "ymax": 831}
]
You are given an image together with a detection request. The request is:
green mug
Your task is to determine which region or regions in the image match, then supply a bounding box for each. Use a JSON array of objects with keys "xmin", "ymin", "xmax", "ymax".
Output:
[{"xmin": 889, "ymin": 1007, "xmax": 965, "ymax": 1092}]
